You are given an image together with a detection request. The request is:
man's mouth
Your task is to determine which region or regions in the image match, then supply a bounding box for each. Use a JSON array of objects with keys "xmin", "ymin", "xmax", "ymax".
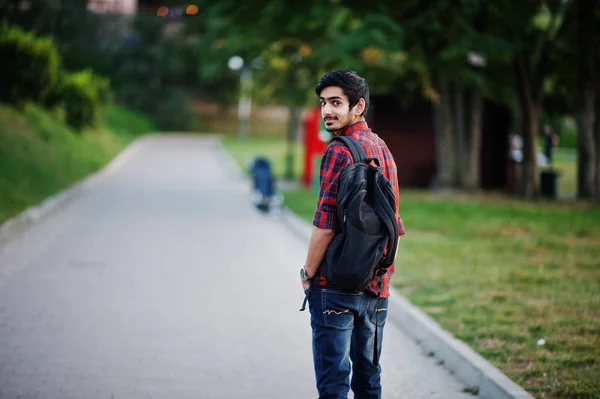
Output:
[{"xmin": 324, "ymin": 118, "xmax": 336, "ymax": 123}]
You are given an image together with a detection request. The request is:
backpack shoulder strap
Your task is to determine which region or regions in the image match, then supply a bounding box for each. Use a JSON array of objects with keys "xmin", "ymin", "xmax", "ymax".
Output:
[
  {"xmin": 373, "ymin": 180, "xmax": 399, "ymax": 267},
  {"xmin": 332, "ymin": 136, "xmax": 368, "ymax": 163}
]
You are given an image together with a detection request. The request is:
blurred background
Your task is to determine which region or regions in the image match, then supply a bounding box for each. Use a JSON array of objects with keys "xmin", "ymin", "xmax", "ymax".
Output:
[
  {"xmin": 3, "ymin": 0, "xmax": 600, "ymax": 201},
  {"xmin": 1, "ymin": 1, "xmax": 599, "ymax": 398}
]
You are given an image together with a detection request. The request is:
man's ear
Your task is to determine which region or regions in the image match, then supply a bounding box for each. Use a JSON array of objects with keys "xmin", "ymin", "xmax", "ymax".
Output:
[{"xmin": 353, "ymin": 98, "xmax": 366, "ymax": 116}]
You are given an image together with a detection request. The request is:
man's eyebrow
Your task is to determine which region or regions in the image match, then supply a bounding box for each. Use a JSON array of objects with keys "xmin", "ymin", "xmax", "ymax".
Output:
[{"xmin": 319, "ymin": 96, "xmax": 343, "ymax": 101}]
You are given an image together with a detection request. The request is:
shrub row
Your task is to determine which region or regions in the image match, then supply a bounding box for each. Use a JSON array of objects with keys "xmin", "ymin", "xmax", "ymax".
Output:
[{"xmin": 0, "ymin": 23, "xmax": 112, "ymax": 131}]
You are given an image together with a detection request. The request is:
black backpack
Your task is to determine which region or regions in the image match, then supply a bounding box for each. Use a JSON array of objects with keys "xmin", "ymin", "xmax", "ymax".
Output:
[{"xmin": 322, "ymin": 136, "xmax": 399, "ymax": 293}]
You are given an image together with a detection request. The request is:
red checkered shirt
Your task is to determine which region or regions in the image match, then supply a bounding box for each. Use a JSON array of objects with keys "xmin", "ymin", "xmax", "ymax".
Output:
[{"xmin": 312, "ymin": 121, "xmax": 405, "ymax": 298}]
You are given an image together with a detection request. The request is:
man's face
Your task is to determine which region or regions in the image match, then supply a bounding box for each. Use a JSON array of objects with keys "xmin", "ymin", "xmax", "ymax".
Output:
[{"xmin": 319, "ymin": 86, "xmax": 362, "ymax": 134}]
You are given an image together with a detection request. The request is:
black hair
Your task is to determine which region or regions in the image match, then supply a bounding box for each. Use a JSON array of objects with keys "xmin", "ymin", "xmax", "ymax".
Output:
[{"xmin": 315, "ymin": 69, "xmax": 370, "ymax": 117}]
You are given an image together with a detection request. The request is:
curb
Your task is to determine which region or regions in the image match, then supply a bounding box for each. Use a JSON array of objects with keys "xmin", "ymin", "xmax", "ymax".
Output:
[
  {"xmin": 279, "ymin": 208, "xmax": 535, "ymax": 399},
  {"xmin": 0, "ymin": 135, "xmax": 151, "ymax": 245}
]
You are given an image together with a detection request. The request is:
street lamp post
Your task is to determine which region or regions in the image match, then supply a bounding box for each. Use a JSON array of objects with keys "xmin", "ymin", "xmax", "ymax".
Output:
[
  {"xmin": 284, "ymin": 52, "xmax": 304, "ymax": 181},
  {"xmin": 228, "ymin": 56, "xmax": 263, "ymax": 140},
  {"xmin": 238, "ymin": 66, "xmax": 252, "ymax": 141},
  {"xmin": 227, "ymin": 56, "xmax": 250, "ymax": 140}
]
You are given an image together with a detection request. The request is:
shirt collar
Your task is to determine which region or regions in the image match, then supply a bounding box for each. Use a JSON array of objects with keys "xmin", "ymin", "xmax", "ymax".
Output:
[{"xmin": 339, "ymin": 121, "xmax": 368, "ymax": 136}]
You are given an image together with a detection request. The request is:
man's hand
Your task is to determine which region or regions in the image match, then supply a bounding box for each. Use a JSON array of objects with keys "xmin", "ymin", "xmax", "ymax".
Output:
[
  {"xmin": 301, "ymin": 278, "xmax": 311, "ymax": 292},
  {"xmin": 301, "ymin": 227, "xmax": 334, "ymax": 293}
]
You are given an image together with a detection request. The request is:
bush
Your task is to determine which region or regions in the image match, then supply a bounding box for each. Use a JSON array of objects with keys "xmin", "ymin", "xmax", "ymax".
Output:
[
  {"xmin": 61, "ymin": 69, "xmax": 113, "ymax": 131},
  {"xmin": 154, "ymin": 88, "xmax": 197, "ymax": 131},
  {"xmin": 116, "ymin": 84, "xmax": 196, "ymax": 131},
  {"xmin": 41, "ymin": 72, "xmax": 66, "ymax": 110},
  {"xmin": 94, "ymin": 75, "xmax": 113, "ymax": 105},
  {"xmin": 0, "ymin": 24, "xmax": 61, "ymax": 107},
  {"xmin": 103, "ymin": 105, "xmax": 157, "ymax": 137}
]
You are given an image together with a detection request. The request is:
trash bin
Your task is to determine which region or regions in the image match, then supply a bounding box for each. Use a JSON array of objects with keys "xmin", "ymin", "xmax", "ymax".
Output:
[{"xmin": 540, "ymin": 170, "xmax": 559, "ymax": 199}]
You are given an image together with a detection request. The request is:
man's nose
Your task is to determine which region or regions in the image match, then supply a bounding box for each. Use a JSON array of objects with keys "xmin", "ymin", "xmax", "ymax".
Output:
[{"xmin": 322, "ymin": 103, "xmax": 332, "ymax": 116}]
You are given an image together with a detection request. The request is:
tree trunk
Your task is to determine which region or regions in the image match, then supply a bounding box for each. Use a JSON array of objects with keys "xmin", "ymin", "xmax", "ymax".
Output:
[
  {"xmin": 577, "ymin": 86, "xmax": 596, "ymax": 198},
  {"xmin": 284, "ymin": 106, "xmax": 301, "ymax": 181},
  {"xmin": 432, "ymin": 101, "xmax": 445, "ymax": 189},
  {"xmin": 433, "ymin": 78, "xmax": 457, "ymax": 188},
  {"xmin": 592, "ymin": 1, "xmax": 600, "ymax": 202},
  {"xmin": 514, "ymin": 58, "xmax": 540, "ymax": 198},
  {"xmin": 577, "ymin": 0, "xmax": 597, "ymax": 199},
  {"xmin": 461, "ymin": 86, "xmax": 483, "ymax": 190},
  {"xmin": 453, "ymin": 83, "xmax": 466, "ymax": 186},
  {"xmin": 594, "ymin": 84, "xmax": 600, "ymax": 201},
  {"xmin": 521, "ymin": 102, "xmax": 539, "ymax": 198}
]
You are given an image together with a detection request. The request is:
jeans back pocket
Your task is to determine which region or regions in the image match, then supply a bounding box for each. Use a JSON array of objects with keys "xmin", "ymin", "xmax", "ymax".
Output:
[{"xmin": 321, "ymin": 290, "xmax": 361, "ymax": 329}]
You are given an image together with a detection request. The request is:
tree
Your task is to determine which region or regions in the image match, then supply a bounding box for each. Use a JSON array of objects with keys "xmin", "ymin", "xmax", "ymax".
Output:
[
  {"xmin": 576, "ymin": 0, "xmax": 600, "ymax": 199},
  {"xmin": 385, "ymin": 0, "xmax": 578, "ymax": 197},
  {"xmin": 108, "ymin": 10, "xmax": 198, "ymax": 130},
  {"xmin": 486, "ymin": 0, "xmax": 574, "ymax": 197},
  {"xmin": 197, "ymin": 0, "xmax": 405, "ymax": 179},
  {"xmin": 378, "ymin": 0, "xmax": 514, "ymax": 191},
  {"xmin": 539, "ymin": 0, "xmax": 600, "ymax": 200},
  {"xmin": 198, "ymin": 0, "xmax": 585, "ymax": 199}
]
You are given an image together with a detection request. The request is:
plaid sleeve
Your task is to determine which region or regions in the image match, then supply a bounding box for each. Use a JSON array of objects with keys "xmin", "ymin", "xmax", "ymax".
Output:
[
  {"xmin": 398, "ymin": 216, "xmax": 406, "ymax": 236},
  {"xmin": 313, "ymin": 143, "xmax": 352, "ymax": 230}
]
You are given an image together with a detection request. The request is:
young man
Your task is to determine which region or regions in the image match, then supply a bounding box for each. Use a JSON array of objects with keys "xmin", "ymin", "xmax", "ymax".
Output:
[{"xmin": 300, "ymin": 70, "xmax": 405, "ymax": 399}]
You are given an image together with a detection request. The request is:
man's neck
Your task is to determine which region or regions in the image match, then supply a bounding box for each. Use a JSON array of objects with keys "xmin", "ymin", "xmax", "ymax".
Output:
[{"xmin": 334, "ymin": 118, "xmax": 366, "ymax": 136}]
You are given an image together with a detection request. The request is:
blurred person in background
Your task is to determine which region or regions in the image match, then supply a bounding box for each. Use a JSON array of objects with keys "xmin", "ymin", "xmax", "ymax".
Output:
[{"xmin": 543, "ymin": 124, "xmax": 560, "ymax": 165}]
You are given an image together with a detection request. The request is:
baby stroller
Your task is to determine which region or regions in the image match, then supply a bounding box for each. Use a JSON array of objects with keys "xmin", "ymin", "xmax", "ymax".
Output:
[{"xmin": 249, "ymin": 157, "xmax": 284, "ymax": 215}]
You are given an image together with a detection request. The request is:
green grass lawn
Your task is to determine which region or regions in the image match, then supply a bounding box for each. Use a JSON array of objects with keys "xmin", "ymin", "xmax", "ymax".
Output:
[
  {"xmin": 553, "ymin": 150, "xmax": 577, "ymax": 198},
  {"xmin": 221, "ymin": 137, "xmax": 599, "ymax": 399},
  {"xmin": 0, "ymin": 103, "xmax": 156, "ymax": 223},
  {"xmin": 221, "ymin": 135, "xmax": 304, "ymax": 180}
]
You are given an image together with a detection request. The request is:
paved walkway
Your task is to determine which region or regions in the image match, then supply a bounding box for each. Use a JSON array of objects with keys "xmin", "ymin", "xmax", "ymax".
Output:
[{"xmin": 0, "ymin": 135, "xmax": 472, "ymax": 399}]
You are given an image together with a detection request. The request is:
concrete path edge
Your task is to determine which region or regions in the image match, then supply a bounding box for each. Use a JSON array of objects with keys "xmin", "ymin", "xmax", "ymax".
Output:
[{"xmin": 279, "ymin": 207, "xmax": 535, "ymax": 399}]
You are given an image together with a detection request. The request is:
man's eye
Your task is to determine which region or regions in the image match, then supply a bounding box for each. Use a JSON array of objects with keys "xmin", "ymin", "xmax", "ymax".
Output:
[{"xmin": 333, "ymin": 101, "xmax": 340, "ymax": 106}]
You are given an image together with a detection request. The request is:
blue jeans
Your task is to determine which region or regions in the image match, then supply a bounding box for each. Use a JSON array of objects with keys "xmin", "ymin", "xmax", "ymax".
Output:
[{"xmin": 307, "ymin": 287, "xmax": 388, "ymax": 399}]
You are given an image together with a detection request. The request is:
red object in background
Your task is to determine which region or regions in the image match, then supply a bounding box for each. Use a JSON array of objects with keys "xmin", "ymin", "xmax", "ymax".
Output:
[{"xmin": 302, "ymin": 107, "xmax": 328, "ymax": 188}]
